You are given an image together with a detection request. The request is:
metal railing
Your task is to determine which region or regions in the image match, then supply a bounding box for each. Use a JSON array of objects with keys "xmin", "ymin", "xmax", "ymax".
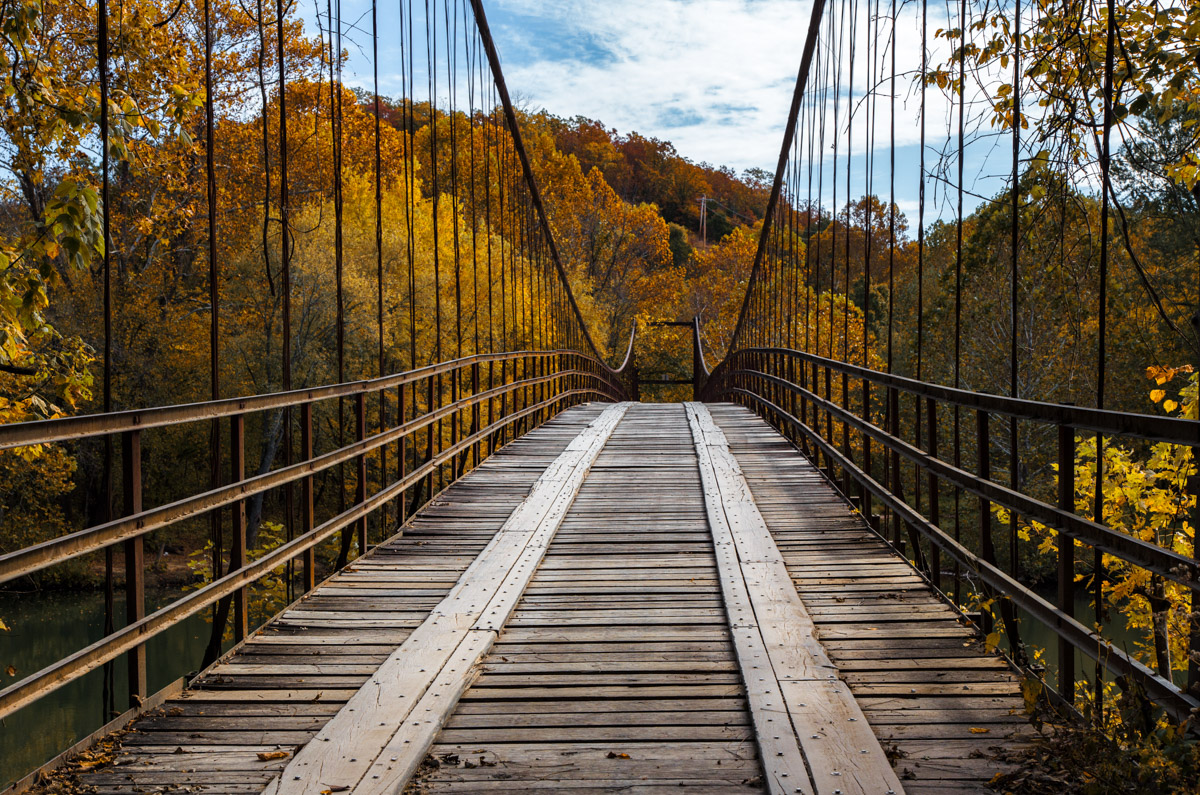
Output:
[
  {"xmin": 698, "ymin": 342, "xmax": 1199, "ymax": 721},
  {"xmin": 0, "ymin": 349, "xmax": 626, "ymax": 720}
]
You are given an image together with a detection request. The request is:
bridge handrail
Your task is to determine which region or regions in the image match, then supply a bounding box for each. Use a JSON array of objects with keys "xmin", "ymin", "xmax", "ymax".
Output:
[
  {"xmin": 709, "ymin": 346, "xmax": 1198, "ymax": 447},
  {"xmin": 0, "ymin": 350, "xmax": 620, "ymax": 450},
  {"xmin": 0, "ymin": 355, "xmax": 616, "ymax": 585},
  {"xmin": 700, "ymin": 343, "xmax": 1200, "ymax": 723},
  {"xmin": 719, "ymin": 383, "xmax": 1200, "ymax": 724},
  {"xmin": 0, "ymin": 382, "xmax": 592, "ymax": 721},
  {"xmin": 719, "ymin": 362, "xmax": 1199, "ymax": 589}
]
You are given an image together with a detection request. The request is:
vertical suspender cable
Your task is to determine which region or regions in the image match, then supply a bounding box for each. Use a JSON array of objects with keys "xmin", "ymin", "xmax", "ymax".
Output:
[
  {"xmin": 953, "ymin": 0, "xmax": 966, "ymax": 604},
  {"xmin": 274, "ymin": 0, "xmax": 293, "ymax": 601},
  {"xmin": 201, "ymin": 0, "xmax": 227, "ymax": 669},
  {"xmin": 916, "ymin": 0, "xmax": 926, "ymax": 385},
  {"xmin": 1095, "ymin": 0, "xmax": 1116, "ymax": 715},
  {"xmin": 98, "ymin": 0, "xmax": 115, "ymax": 722},
  {"xmin": 844, "ymin": 0, "xmax": 854, "ymax": 366},
  {"xmin": 372, "ymin": 0, "xmax": 385, "ymax": 535},
  {"xmin": 1009, "ymin": 0, "xmax": 1022, "ymax": 580}
]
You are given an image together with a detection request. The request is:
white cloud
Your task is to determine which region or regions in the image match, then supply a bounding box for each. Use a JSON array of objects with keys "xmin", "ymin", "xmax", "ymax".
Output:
[
  {"xmin": 323, "ymin": 0, "xmax": 1031, "ymax": 216},
  {"xmin": 490, "ymin": 0, "xmax": 816, "ymax": 173}
]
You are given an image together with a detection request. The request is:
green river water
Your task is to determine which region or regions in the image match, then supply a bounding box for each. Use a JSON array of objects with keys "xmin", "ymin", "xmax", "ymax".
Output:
[{"xmin": 0, "ymin": 590, "xmax": 214, "ymax": 789}]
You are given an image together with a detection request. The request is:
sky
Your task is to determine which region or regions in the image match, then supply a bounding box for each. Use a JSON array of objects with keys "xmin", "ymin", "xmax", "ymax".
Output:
[
  {"xmin": 322, "ymin": 0, "xmax": 1021, "ymax": 221},
  {"xmin": 484, "ymin": 0, "xmax": 813, "ymax": 176}
]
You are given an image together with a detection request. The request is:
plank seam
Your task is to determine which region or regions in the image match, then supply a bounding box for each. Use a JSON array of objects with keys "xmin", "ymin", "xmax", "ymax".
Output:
[
  {"xmin": 261, "ymin": 402, "xmax": 630, "ymax": 795},
  {"xmin": 686, "ymin": 402, "xmax": 905, "ymax": 795}
]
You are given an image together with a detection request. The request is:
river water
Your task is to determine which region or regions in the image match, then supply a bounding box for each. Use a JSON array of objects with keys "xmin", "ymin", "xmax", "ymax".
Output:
[{"xmin": 0, "ymin": 590, "xmax": 214, "ymax": 788}]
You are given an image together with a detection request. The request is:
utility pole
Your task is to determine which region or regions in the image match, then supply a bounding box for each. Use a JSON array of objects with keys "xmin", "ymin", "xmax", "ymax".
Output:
[{"xmin": 698, "ymin": 195, "xmax": 707, "ymax": 246}]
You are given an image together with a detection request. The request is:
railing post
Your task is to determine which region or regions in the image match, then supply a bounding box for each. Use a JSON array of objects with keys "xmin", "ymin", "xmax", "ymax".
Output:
[
  {"xmin": 498, "ymin": 358, "xmax": 508, "ymax": 448},
  {"xmin": 523, "ymin": 355, "xmax": 530, "ymax": 425},
  {"xmin": 450, "ymin": 366, "xmax": 461, "ymax": 479},
  {"xmin": 398, "ymin": 383, "xmax": 408, "ymax": 523},
  {"xmin": 799, "ymin": 357, "xmax": 809, "ymax": 440},
  {"xmin": 301, "ymin": 403, "xmax": 316, "ymax": 591},
  {"xmin": 927, "ymin": 396, "xmax": 941, "ymax": 590},
  {"xmin": 356, "ymin": 392, "xmax": 368, "ymax": 555},
  {"xmin": 824, "ymin": 363, "xmax": 833, "ymax": 464},
  {"xmin": 888, "ymin": 385, "xmax": 901, "ymax": 548},
  {"xmin": 1057, "ymin": 419, "xmax": 1076, "ymax": 702},
  {"xmin": 841, "ymin": 367, "xmax": 851, "ymax": 497},
  {"xmin": 472, "ymin": 362, "xmax": 482, "ymax": 468},
  {"xmin": 424, "ymin": 374, "xmax": 435, "ymax": 501},
  {"xmin": 977, "ymin": 410, "xmax": 994, "ymax": 635},
  {"xmin": 861, "ymin": 371, "xmax": 871, "ymax": 518},
  {"xmin": 487, "ymin": 359, "xmax": 496, "ymax": 456},
  {"xmin": 535, "ymin": 355, "xmax": 544, "ymax": 425},
  {"xmin": 230, "ymin": 414, "xmax": 248, "ymax": 642},
  {"xmin": 786, "ymin": 354, "xmax": 797, "ymax": 445},
  {"xmin": 913, "ymin": 393, "xmax": 923, "ymax": 560},
  {"xmin": 122, "ymin": 429, "xmax": 146, "ymax": 706}
]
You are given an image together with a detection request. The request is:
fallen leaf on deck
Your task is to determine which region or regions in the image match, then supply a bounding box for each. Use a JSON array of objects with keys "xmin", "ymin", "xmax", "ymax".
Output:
[
  {"xmin": 257, "ymin": 751, "xmax": 291, "ymax": 761},
  {"xmin": 606, "ymin": 751, "xmax": 631, "ymax": 759},
  {"xmin": 969, "ymin": 727, "xmax": 991, "ymax": 734}
]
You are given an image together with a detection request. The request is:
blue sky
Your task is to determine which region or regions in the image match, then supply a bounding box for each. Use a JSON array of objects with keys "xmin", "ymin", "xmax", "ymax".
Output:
[{"xmin": 321, "ymin": 0, "xmax": 1017, "ymax": 223}]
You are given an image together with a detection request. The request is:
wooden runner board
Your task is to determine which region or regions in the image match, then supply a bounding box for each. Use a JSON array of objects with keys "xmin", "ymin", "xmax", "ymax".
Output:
[
  {"xmin": 685, "ymin": 402, "xmax": 905, "ymax": 795},
  {"xmin": 411, "ymin": 403, "xmax": 767, "ymax": 793},
  {"xmin": 705, "ymin": 403, "xmax": 1028, "ymax": 790},
  {"xmin": 260, "ymin": 403, "xmax": 630, "ymax": 795},
  {"xmin": 42, "ymin": 405, "xmax": 609, "ymax": 795}
]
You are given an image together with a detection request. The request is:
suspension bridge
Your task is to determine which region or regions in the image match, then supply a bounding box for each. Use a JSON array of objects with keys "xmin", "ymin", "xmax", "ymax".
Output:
[{"xmin": 2, "ymin": 0, "xmax": 1198, "ymax": 793}]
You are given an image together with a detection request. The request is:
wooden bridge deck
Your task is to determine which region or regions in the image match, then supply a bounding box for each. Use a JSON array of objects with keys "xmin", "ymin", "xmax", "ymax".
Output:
[{"xmin": 43, "ymin": 403, "xmax": 1029, "ymax": 795}]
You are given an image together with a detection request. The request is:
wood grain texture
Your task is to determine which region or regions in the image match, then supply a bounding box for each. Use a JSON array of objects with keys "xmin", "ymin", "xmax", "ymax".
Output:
[
  {"xmin": 51, "ymin": 405, "xmax": 611, "ymax": 795},
  {"xmin": 687, "ymin": 402, "xmax": 904, "ymax": 795},
  {"xmin": 410, "ymin": 403, "xmax": 768, "ymax": 794},
  {"xmin": 42, "ymin": 402, "xmax": 1030, "ymax": 794},
  {"xmin": 263, "ymin": 403, "xmax": 630, "ymax": 795},
  {"xmin": 705, "ymin": 403, "xmax": 1029, "ymax": 790}
]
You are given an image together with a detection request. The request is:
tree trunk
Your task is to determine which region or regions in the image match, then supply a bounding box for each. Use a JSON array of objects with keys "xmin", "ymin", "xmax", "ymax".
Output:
[{"xmin": 246, "ymin": 408, "xmax": 285, "ymax": 549}]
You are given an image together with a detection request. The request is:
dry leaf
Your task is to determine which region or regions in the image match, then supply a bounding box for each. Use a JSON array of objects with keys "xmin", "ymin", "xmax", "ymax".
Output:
[
  {"xmin": 606, "ymin": 751, "xmax": 631, "ymax": 759},
  {"xmin": 969, "ymin": 727, "xmax": 991, "ymax": 734},
  {"xmin": 5, "ymin": 665, "xmax": 15, "ymax": 677},
  {"xmin": 257, "ymin": 750, "xmax": 291, "ymax": 761}
]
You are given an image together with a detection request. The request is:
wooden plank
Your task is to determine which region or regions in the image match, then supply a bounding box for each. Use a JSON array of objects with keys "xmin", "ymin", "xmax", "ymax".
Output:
[
  {"xmin": 705, "ymin": 403, "xmax": 1029, "ymax": 792},
  {"xmin": 686, "ymin": 402, "xmax": 904, "ymax": 795},
  {"xmin": 409, "ymin": 403, "xmax": 766, "ymax": 794},
  {"xmin": 262, "ymin": 403, "xmax": 630, "ymax": 795}
]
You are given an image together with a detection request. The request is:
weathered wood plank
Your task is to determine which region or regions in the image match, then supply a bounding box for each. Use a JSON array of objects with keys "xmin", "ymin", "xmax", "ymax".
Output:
[
  {"xmin": 686, "ymin": 402, "xmax": 904, "ymax": 795},
  {"xmin": 705, "ymin": 403, "xmax": 1030, "ymax": 793},
  {"xmin": 262, "ymin": 403, "xmax": 630, "ymax": 795}
]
